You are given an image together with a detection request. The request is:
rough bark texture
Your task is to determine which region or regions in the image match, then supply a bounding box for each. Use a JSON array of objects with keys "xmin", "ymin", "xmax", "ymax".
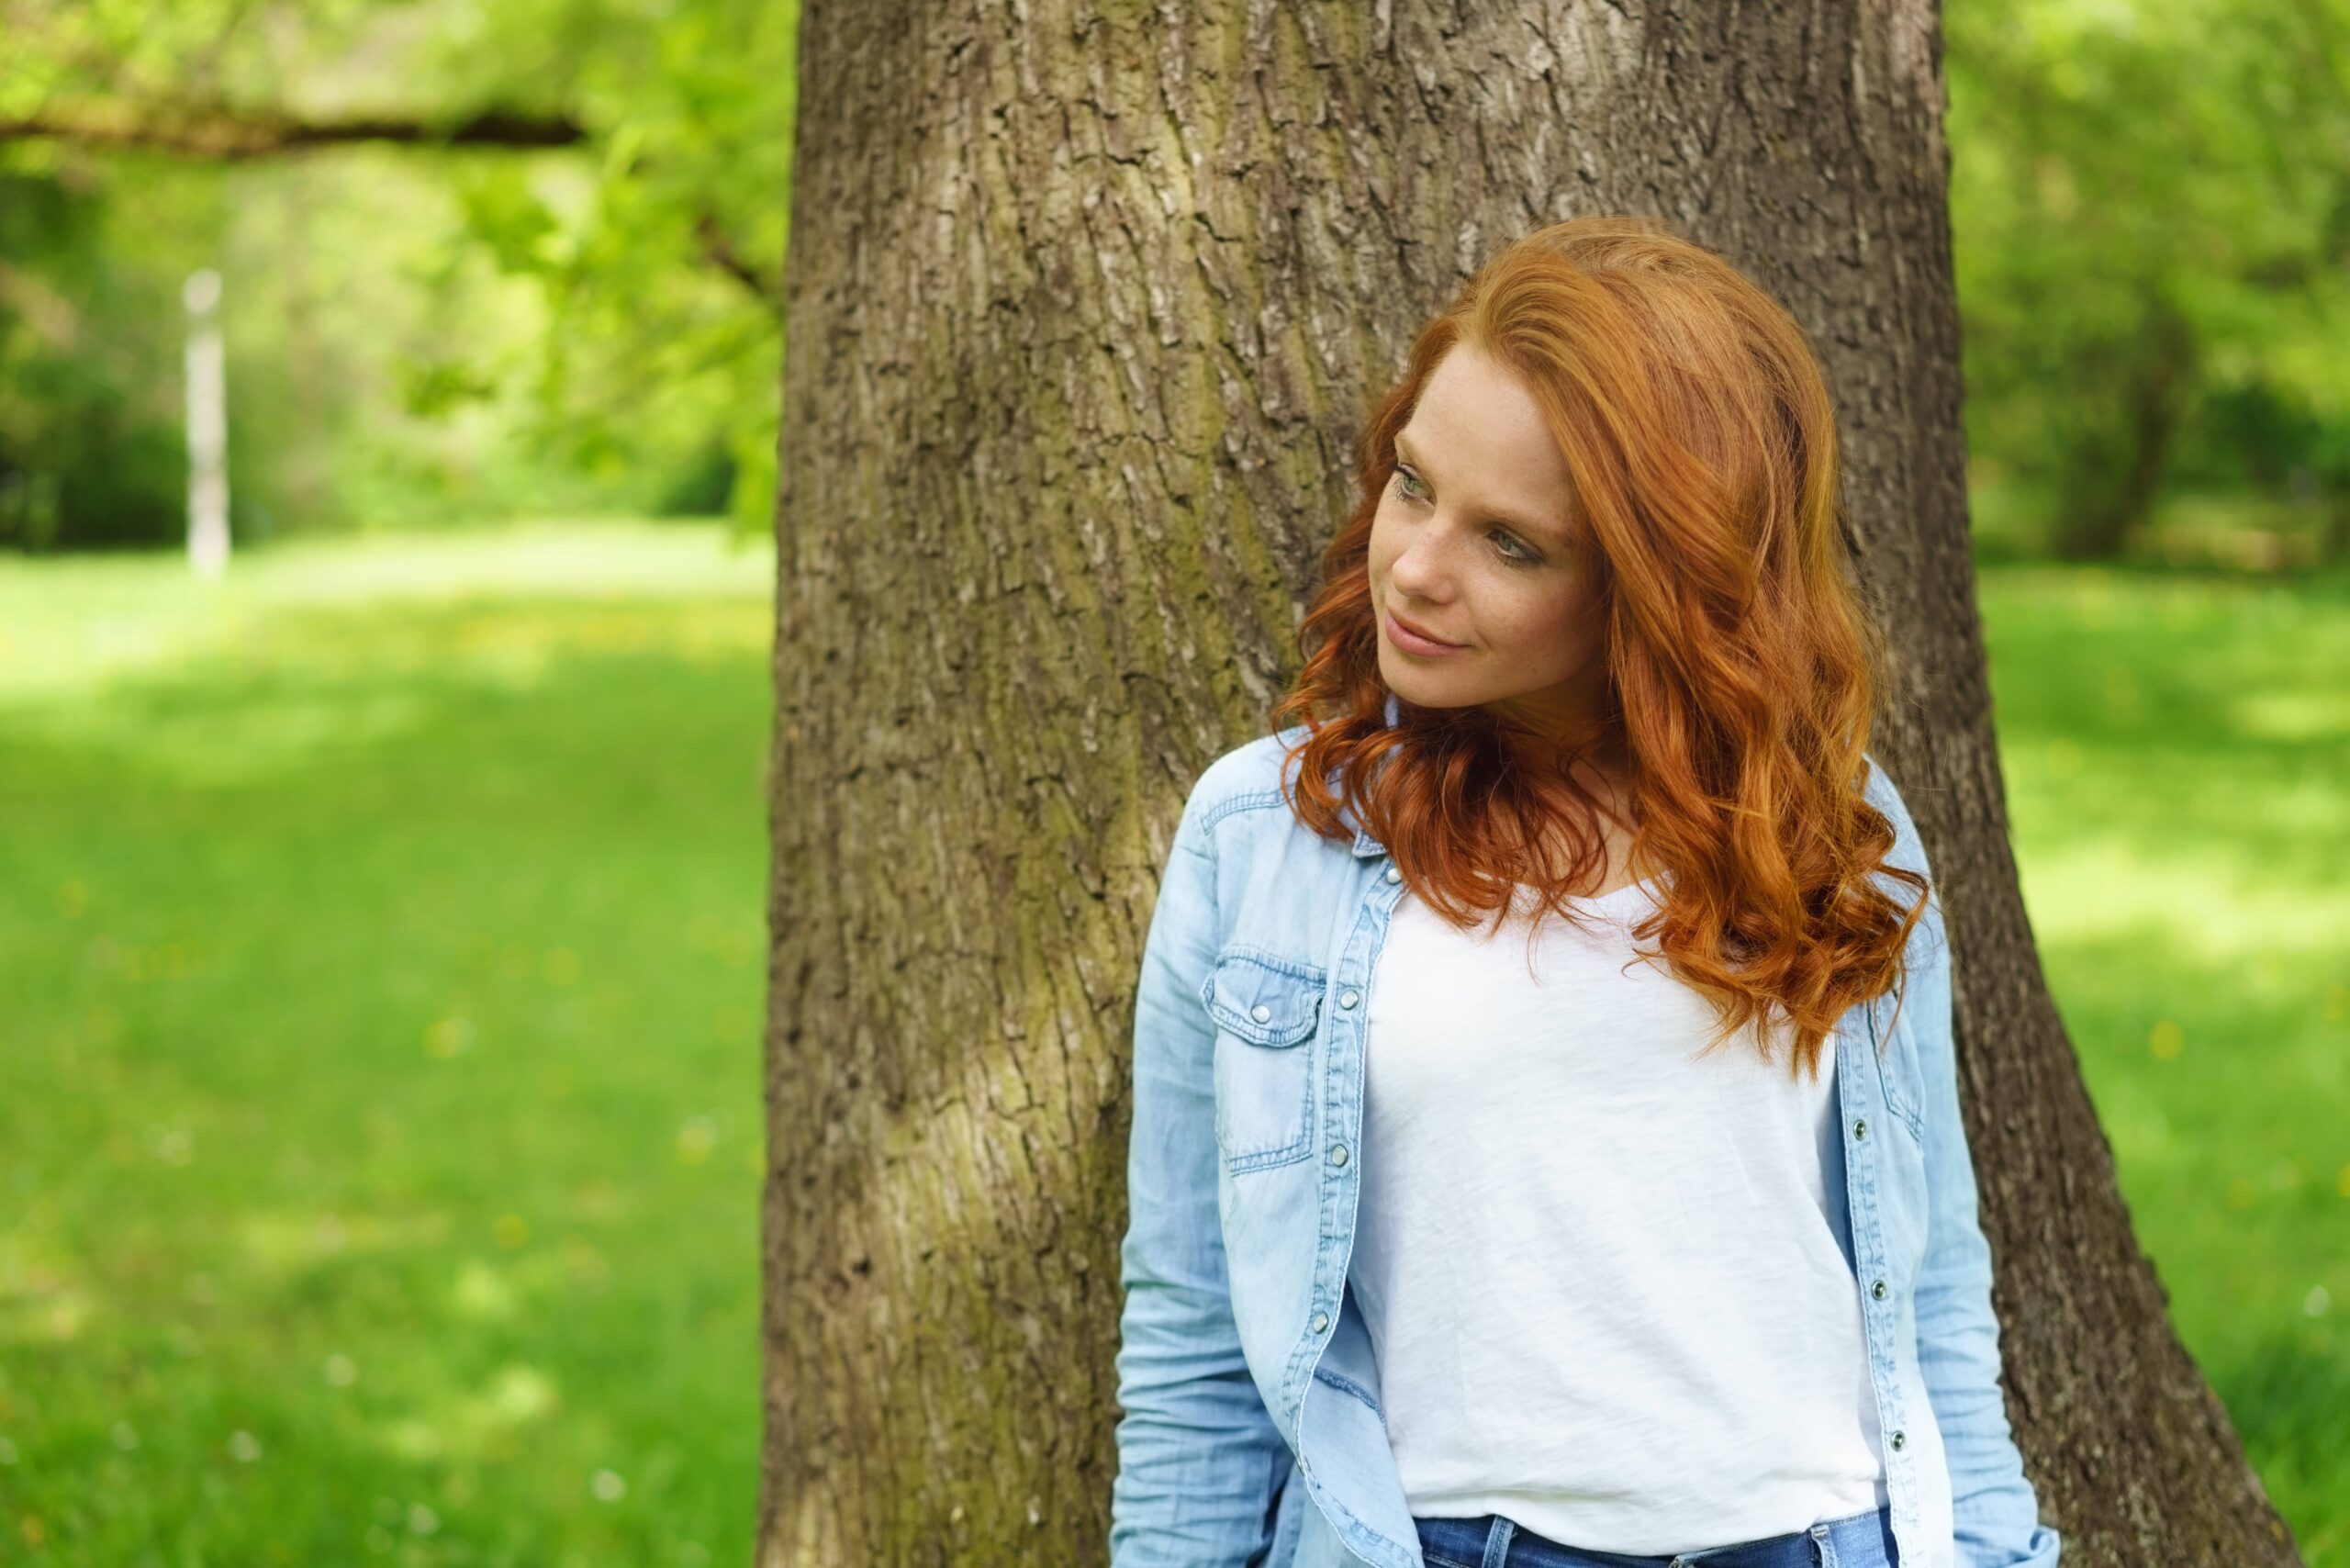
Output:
[{"xmin": 762, "ymin": 1, "xmax": 2301, "ymax": 1563}]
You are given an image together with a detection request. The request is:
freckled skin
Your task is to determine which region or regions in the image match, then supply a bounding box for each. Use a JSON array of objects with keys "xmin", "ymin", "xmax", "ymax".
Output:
[{"xmin": 1371, "ymin": 342, "xmax": 1637, "ymax": 885}]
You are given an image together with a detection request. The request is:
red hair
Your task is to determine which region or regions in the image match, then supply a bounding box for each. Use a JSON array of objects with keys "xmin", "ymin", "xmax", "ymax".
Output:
[{"xmin": 1270, "ymin": 215, "xmax": 1928, "ymax": 1082}]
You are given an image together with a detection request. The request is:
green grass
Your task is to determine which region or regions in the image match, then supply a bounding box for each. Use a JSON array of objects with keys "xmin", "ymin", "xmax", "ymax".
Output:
[
  {"xmin": 0, "ymin": 522, "xmax": 773, "ymax": 1565},
  {"xmin": 0, "ymin": 527, "xmax": 2341, "ymax": 1562},
  {"xmin": 1981, "ymin": 559, "xmax": 2350, "ymax": 1563}
]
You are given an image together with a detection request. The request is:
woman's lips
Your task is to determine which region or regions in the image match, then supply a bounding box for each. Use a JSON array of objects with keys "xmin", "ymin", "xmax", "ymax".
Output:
[{"xmin": 1385, "ymin": 610, "xmax": 1468, "ymax": 655}]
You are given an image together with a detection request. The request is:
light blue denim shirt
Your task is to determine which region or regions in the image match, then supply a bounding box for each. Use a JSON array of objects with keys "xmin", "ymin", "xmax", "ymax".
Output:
[{"xmin": 1110, "ymin": 711, "xmax": 2062, "ymax": 1568}]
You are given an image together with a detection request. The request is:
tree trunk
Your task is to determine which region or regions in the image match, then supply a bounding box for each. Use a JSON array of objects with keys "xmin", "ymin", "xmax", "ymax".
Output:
[
  {"xmin": 2050, "ymin": 304, "xmax": 2192, "ymax": 562},
  {"xmin": 761, "ymin": 2, "xmax": 2301, "ymax": 1563}
]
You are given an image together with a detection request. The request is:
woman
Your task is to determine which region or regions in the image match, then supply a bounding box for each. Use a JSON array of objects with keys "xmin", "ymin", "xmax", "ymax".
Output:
[{"xmin": 1108, "ymin": 216, "xmax": 2062, "ymax": 1568}]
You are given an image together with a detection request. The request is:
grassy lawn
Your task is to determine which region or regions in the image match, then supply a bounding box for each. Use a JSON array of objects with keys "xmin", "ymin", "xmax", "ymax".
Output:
[
  {"xmin": 0, "ymin": 522, "xmax": 773, "ymax": 1566},
  {"xmin": 1981, "ymin": 559, "xmax": 2350, "ymax": 1563},
  {"xmin": 0, "ymin": 526, "xmax": 2341, "ymax": 1562}
]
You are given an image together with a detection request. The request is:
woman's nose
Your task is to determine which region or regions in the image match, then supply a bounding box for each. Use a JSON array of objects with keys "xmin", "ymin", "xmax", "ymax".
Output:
[{"xmin": 1390, "ymin": 536, "xmax": 1458, "ymax": 593}]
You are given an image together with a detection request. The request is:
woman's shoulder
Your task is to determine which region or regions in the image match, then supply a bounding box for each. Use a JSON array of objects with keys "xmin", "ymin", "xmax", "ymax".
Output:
[
  {"xmin": 1183, "ymin": 725, "xmax": 1312, "ymax": 828},
  {"xmin": 1858, "ymin": 748, "xmax": 1930, "ymax": 882}
]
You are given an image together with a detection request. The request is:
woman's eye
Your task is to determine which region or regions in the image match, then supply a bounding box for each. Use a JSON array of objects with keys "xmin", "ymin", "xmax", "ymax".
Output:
[{"xmin": 1393, "ymin": 465, "xmax": 1539, "ymax": 566}]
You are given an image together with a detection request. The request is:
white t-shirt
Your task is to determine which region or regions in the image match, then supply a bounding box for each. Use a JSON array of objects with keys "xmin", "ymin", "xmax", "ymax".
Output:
[{"xmin": 1349, "ymin": 875, "xmax": 1888, "ymax": 1555}]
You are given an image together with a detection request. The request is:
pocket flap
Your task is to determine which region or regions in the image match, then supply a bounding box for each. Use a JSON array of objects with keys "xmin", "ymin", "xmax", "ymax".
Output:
[
  {"xmin": 1199, "ymin": 947, "xmax": 1324, "ymax": 1047},
  {"xmin": 1869, "ymin": 990, "xmax": 1926, "ymax": 1141}
]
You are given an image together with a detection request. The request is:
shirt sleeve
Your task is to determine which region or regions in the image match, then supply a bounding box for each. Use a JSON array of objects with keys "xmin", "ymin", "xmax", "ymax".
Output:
[
  {"xmin": 1882, "ymin": 769, "xmax": 2064, "ymax": 1568},
  {"xmin": 1109, "ymin": 779, "xmax": 1292, "ymax": 1566}
]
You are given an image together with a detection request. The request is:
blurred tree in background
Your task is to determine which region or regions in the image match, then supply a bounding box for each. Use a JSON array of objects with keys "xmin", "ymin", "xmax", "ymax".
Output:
[
  {"xmin": 0, "ymin": 0, "xmax": 797, "ymax": 549},
  {"xmin": 0, "ymin": 162, "xmax": 193, "ymax": 548},
  {"xmin": 1947, "ymin": 0, "xmax": 2350, "ymax": 564}
]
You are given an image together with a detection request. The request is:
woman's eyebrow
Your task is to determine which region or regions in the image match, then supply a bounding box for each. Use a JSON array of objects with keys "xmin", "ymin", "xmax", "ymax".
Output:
[{"xmin": 1393, "ymin": 431, "xmax": 1563, "ymax": 544}]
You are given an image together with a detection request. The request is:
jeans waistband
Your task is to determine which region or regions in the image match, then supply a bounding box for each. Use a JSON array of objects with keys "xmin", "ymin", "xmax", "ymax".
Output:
[{"xmin": 1414, "ymin": 1502, "xmax": 1897, "ymax": 1568}]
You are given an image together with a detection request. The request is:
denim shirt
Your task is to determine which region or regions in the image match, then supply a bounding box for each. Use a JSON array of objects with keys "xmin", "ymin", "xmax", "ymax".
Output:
[{"xmin": 1110, "ymin": 711, "xmax": 2063, "ymax": 1568}]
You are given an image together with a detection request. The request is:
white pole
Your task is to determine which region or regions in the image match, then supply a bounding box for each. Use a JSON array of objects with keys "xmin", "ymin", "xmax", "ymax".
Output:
[{"xmin": 184, "ymin": 268, "xmax": 229, "ymax": 577}]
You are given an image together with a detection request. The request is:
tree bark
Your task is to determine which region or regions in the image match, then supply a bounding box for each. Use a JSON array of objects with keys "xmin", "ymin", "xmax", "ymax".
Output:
[{"xmin": 762, "ymin": 2, "xmax": 2301, "ymax": 1563}]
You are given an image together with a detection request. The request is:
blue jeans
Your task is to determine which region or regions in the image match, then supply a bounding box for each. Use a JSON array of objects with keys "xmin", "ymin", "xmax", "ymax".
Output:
[{"xmin": 1415, "ymin": 1503, "xmax": 1899, "ymax": 1568}]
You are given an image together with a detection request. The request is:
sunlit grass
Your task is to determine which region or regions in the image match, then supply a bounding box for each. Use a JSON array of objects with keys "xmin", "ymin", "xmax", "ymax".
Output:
[
  {"xmin": 0, "ymin": 521, "xmax": 771, "ymax": 1565},
  {"xmin": 1982, "ymin": 560, "xmax": 2350, "ymax": 1563}
]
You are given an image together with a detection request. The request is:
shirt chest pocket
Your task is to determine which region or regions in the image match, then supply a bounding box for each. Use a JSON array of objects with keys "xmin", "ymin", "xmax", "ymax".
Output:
[
  {"xmin": 1867, "ymin": 991, "xmax": 1931, "ymax": 1272},
  {"xmin": 1871, "ymin": 991, "xmax": 1927, "ymax": 1145},
  {"xmin": 1198, "ymin": 946, "xmax": 1325, "ymax": 1173}
]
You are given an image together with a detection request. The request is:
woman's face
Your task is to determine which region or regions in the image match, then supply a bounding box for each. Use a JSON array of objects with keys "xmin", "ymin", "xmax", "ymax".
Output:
[{"xmin": 1368, "ymin": 342, "xmax": 1610, "ymax": 751}]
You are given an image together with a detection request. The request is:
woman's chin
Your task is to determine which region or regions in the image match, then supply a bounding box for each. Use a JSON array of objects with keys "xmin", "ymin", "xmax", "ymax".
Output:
[{"xmin": 1379, "ymin": 663, "xmax": 1475, "ymax": 708}]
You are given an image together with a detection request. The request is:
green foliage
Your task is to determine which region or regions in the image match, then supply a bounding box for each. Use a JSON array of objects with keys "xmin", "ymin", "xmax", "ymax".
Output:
[
  {"xmin": 1, "ymin": 0, "xmax": 797, "ymax": 550},
  {"xmin": 388, "ymin": 0, "xmax": 799, "ymax": 543},
  {"xmin": 1947, "ymin": 0, "xmax": 2350, "ymax": 556},
  {"xmin": 0, "ymin": 164, "xmax": 196, "ymax": 549}
]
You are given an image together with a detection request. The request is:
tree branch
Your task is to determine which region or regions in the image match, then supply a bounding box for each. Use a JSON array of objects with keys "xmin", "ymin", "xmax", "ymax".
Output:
[
  {"xmin": 694, "ymin": 212, "xmax": 783, "ymax": 308},
  {"xmin": 0, "ymin": 101, "xmax": 588, "ymax": 159},
  {"xmin": 2, "ymin": 95, "xmax": 782, "ymax": 310}
]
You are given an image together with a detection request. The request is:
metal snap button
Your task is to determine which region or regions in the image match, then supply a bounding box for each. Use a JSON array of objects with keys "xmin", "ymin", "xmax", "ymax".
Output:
[
  {"xmin": 1853, "ymin": 1118, "xmax": 1868, "ymax": 1140},
  {"xmin": 1890, "ymin": 1429, "xmax": 1906, "ymax": 1450},
  {"xmin": 1871, "ymin": 1279, "xmax": 1887, "ymax": 1299}
]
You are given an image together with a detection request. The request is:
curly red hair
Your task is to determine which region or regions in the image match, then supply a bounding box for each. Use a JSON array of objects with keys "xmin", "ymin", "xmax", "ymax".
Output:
[{"xmin": 1270, "ymin": 215, "xmax": 1928, "ymax": 1083}]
